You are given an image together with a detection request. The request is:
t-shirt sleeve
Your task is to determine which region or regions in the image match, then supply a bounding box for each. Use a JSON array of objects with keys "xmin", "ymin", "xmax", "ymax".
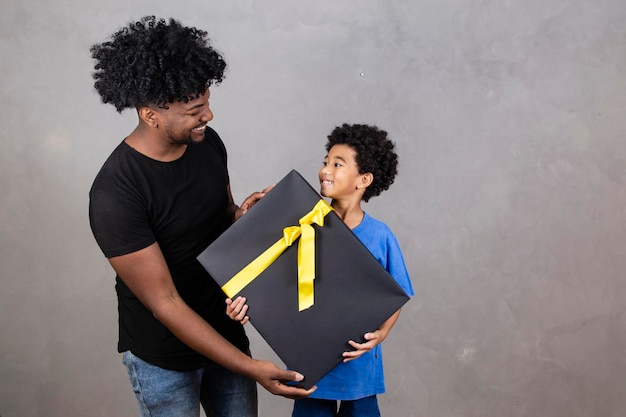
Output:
[
  {"xmin": 385, "ymin": 233, "xmax": 415, "ymax": 297},
  {"xmin": 89, "ymin": 175, "xmax": 156, "ymax": 259},
  {"xmin": 205, "ymin": 126, "xmax": 230, "ymax": 184}
]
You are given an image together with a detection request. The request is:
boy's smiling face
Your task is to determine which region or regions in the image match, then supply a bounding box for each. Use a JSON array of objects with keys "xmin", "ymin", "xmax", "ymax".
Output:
[{"xmin": 319, "ymin": 144, "xmax": 364, "ymax": 200}]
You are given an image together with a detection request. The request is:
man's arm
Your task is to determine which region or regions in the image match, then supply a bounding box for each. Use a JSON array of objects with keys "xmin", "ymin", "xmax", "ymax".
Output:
[
  {"xmin": 225, "ymin": 184, "xmax": 274, "ymax": 222},
  {"xmin": 108, "ymin": 242, "xmax": 315, "ymax": 398}
]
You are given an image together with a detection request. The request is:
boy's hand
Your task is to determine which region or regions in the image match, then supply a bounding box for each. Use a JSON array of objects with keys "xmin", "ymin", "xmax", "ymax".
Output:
[
  {"xmin": 225, "ymin": 296, "xmax": 250, "ymax": 324},
  {"xmin": 341, "ymin": 330, "xmax": 383, "ymax": 362},
  {"xmin": 341, "ymin": 309, "xmax": 402, "ymax": 363}
]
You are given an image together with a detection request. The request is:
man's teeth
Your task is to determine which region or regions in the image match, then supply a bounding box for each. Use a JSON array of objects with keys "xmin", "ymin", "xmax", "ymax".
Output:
[{"xmin": 194, "ymin": 124, "xmax": 207, "ymax": 131}]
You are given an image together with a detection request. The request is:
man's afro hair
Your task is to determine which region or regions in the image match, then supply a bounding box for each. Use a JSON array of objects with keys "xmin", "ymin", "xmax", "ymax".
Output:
[
  {"xmin": 326, "ymin": 123, "xmax": 399, "ymax": 202},
  {"xmin": 90, "ymin": 16, "xmax": 227, "ymax": 112}
]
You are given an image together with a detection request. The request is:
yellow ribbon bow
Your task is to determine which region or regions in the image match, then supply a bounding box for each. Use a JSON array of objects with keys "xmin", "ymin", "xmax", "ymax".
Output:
[{"xmin": 221, "ymin": 199, "xmax": 334, "ymax": 311}]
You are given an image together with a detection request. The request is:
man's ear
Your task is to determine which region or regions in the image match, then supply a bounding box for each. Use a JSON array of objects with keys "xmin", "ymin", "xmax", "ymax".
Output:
[
  {"xmin": 138, "ymin": 106, "xmax": 159, "ymax": 128},
  {"xmin": 357, "ymin": 172, "xmax": 374, "ymax": 189}
]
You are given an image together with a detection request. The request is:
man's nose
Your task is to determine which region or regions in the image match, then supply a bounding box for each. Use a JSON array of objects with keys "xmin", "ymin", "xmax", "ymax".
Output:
[{"xmin": 201, "ymin": 106, "xmax": 214, "ymax": 122}]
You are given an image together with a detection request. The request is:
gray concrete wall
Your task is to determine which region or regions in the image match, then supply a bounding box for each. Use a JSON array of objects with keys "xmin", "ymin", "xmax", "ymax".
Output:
[{"xmin": 1, "ymin": 0, "xmax": 626, "ymax": 416}]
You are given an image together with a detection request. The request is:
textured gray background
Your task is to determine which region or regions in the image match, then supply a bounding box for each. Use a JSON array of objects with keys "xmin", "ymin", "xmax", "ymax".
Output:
[{"xmin": 2, "ymin": 0, "xmax": 626, "ymax": 416}]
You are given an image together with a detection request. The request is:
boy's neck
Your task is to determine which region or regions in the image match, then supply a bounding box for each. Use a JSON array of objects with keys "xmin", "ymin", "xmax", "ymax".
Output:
[{"xmin": 331, "ymin": 199, "xmax": 364, "ymax": 230}]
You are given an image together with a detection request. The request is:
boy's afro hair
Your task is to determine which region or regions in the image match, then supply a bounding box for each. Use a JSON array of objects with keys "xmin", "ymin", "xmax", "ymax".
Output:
[
  {"xmin": 90, "ymin": 16, "xmax": 226, "ymax": 112},
  {"xmin": 326, "ymin": 123, "xmax": 399, "ymax": 202}
]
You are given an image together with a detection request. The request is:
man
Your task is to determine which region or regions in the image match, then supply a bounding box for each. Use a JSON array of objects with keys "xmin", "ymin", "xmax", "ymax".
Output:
[{"xmin": 89, "ymin": 16, "xmax": 314, "ymax": 417}]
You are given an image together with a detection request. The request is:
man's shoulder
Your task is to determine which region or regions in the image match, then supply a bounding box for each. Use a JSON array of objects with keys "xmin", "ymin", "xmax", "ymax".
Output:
[
  {"xmin": 97, "ymin": 140, "xmax": 132, "ymax": 169},
  {"xmin": 90, "ymin": 141, "xmax": 141, "ymax": 195},
  {"xmin": 201, "ymin": 126, "xmax": 227, "ymax": 158}
]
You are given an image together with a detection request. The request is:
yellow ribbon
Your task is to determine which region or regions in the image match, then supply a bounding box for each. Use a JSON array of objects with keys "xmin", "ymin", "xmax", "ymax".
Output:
[{"xmin": 221, "ymin": 199, "xmax": 333, "ymax": 311}]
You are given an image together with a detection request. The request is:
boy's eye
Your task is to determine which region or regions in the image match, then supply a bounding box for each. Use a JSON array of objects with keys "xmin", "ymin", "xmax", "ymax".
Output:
[{"xmin": 322, "ymin": 161, "xmax": 328, "ymax": 166}]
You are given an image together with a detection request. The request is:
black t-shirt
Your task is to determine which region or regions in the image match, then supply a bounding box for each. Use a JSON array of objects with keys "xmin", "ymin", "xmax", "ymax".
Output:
[{"xmin": 89, "ymin": 127, "xmax": 249, "ymax": 370}]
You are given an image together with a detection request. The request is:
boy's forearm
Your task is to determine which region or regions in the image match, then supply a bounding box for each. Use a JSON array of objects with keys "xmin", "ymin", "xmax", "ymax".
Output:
[{"xmin": 377, "ymin": 309, "xmax": 402, "ymax": 342}]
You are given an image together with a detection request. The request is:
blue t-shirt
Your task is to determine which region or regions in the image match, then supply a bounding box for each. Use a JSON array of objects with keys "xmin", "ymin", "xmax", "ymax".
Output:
[{"xmin": 309, "ymin": 212, "xmax": 414, "ymax": 400}]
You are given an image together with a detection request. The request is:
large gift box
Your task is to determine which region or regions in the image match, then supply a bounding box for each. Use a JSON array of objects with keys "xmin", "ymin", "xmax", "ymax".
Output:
[{"xmin": 197, "ymin": 170, "xmax": 411, "ymax": 389}]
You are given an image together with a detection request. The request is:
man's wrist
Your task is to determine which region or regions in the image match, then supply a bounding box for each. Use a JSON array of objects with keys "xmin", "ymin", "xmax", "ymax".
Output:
[{"xmin": 227, "ymin": 204, "xmax": 240, "ymax": 223}]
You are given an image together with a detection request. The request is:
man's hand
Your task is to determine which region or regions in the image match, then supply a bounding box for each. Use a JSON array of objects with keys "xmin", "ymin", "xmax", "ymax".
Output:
[
  {"xmin": 225, "ymin": 296, "xmax": 249, "ymax": 325},
  {"xmin": 234, "ymin": 184, "xmax": 274, "ymax": 221},
  {"xmin": 250, "ymin": 359, "xmax": 316, "ymax": 399}
]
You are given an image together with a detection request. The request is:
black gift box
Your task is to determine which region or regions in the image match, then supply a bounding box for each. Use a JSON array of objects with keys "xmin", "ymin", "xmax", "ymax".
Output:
[{"xmin": 197, "ymin": 170, "xmax": 410, "ymax": 389}]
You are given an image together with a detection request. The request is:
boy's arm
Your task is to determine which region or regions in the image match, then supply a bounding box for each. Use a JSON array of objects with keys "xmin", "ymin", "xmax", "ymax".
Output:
[{"xmin": 342, "ymin": 309, "xmax": 402, "ymax": 363}]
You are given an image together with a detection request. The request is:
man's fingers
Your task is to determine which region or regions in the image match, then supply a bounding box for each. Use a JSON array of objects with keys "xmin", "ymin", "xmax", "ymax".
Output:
[
  {"xmin": 261, "ymin": 184, "xmax": 275, "ymax": 194},
  {"xmin": 277, "ymin": 385, "xmax": 317, "ymax": 399}
]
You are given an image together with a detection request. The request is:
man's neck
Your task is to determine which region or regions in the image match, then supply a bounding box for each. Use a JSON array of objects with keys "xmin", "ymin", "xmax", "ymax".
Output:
[{"xmin": 125, "ymin": 126, "xmax": 187, "ymax": 162}]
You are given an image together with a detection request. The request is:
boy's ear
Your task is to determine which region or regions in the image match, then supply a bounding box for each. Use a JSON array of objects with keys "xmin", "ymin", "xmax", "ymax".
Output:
[
  {"xmin": 357, "ymin": 172, "xmax": 374, "ymax": 189},
  {"xmin": 138, "ymin": 105, "xmax": 159, "ymax": 128}
]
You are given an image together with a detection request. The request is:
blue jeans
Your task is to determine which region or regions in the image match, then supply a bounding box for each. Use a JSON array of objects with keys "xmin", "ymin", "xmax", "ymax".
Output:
[
  {"xmin": 292, "ymin": 396, "xmax": 381, "ymax": 417},
  {"xmin": 122, "ymin": 350, "xmax": 258, "ymax": 417}
]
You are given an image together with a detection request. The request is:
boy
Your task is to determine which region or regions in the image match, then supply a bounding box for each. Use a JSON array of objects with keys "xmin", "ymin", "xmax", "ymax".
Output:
[{"xmin": 227, "ymin": 123, "xmax": 414, "ymax": 416}]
